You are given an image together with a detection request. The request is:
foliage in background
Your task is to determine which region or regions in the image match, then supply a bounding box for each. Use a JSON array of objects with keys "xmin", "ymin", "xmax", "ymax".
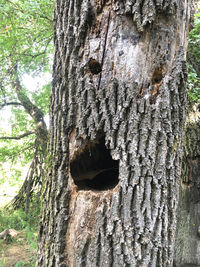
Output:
[
  {"xmin": 0, "ymin": 205, "xmax": 40, "ymax": 266},
  {"xmin": 0, "ymin": 197, "xmax": 40, "ymax": 230},
  {"xmin": 0, "ymin": 0, "xmax": 53, "ymax": 74},
  {"xmin": 0, "ymin": 0, "xmax": 53, "ymax": 192},
  {"xmin": 187, "ymin": 9, "xmax": 200, "ymax": 105}
]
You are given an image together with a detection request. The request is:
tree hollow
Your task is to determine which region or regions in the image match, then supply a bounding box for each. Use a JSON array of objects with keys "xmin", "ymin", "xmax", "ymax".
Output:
[{"xmin": 70, "ymin": 137, "xmax": 119, "ymax": 191}]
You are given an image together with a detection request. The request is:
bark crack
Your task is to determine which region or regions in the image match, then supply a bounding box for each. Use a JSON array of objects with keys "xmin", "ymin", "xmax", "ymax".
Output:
[
  {"xmin": 80, "ymin": 237, "xmax": 90, "ymax": 267},
  {"xmin": 97, "ymin": 9, "xmax": 111, "ymax": 91}
]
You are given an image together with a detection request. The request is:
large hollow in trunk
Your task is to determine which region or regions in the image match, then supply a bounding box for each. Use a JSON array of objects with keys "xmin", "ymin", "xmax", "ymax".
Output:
[
  {"xmin": 37, "ymin": 0, "xmax": 191, "ymax": 266},
  {"xmin": 70, "ymin": 136, "xmax": 119, "ymax": 191}
]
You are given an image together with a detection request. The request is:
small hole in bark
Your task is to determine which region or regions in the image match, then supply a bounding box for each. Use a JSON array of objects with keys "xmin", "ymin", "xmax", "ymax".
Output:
[
  {"xmin": 88, "ymin": 58, "xmax": 102, "ymax": 75},
  {"xmin": 152, "ymin": 68, "xmax": 163, "ymax": 85},
  {"xmin": 70, "ymin": 137, "xmax": 119, "ymax": 191}
]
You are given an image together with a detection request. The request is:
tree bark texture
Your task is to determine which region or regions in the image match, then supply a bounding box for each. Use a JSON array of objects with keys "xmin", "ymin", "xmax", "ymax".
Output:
[
  {"xmin": 38, "ymin": 0, "xmax": 191, "ymax": 266},
  {"xmin": 174, "ymin": 113, "xmax": 200, "ymax": 267}
]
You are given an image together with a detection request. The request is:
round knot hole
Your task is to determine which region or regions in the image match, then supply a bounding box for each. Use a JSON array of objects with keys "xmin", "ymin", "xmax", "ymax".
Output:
[{"xmin": 88, "ymin": 58, "xmax": 102, "ymax": 75}]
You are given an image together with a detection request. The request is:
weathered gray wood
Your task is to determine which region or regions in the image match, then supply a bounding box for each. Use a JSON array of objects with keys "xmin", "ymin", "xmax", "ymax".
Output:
[{"xmin": 37, "ymin": 0, "xmax": 191, "ymax": 266}]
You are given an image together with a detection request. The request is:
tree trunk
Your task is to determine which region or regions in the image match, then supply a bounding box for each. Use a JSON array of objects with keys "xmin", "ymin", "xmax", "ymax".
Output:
[
  {"xmin": 174, "ymin": 112, "xmax": 200, "ymax": 267},
  {"xmin": 6, "ymin": 68, "xmax": 48, "ymax": 211},
  {"xmin": 9, "ymin": 138, "xmax": 45, "ymax": 212},
  {"xmin": 38, "ymin": 0, "xmax": 191, "ymax": 266}
]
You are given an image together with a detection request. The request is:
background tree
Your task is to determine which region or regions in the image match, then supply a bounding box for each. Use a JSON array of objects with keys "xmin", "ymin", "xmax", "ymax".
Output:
[
  {"xmin": 174, "ymin": 8, "xmax": 200, "ymax": 267},
  {"xmin": 38, "ymin": 0, "xmax": 191, "ymax": 266},
  {"xmin": 0, "ymin": 0, "xmax": 53, "ymax": 210}
]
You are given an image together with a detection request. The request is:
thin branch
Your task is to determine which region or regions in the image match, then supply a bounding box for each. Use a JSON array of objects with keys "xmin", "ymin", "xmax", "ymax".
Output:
[
  {"xmin": 0, "ymin": 102, "xmax": 22, "ymax": 110},
  {"xmin": 32, "ymin": 14, "xmax": 53, "ymax": 22},
  {"xmin": 13, "ymin": 52, "xmax": 46, "ymax": 58},
  {"xmin": 0, "ymin": 130, "xmax": 35, "ymax": 140},
  {"xmin": 39, "ymin": 36, "xmax": 53, "ymax": 71}
]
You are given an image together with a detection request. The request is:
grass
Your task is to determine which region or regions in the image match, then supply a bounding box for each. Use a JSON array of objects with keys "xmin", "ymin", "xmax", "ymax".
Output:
[
  {"xmin": 0, "ymin": 163, "xmax": 40, "ymax": 266},
  {"xmin": 0, "ymin": 205, "xmax": 40, "ymax": 266}
]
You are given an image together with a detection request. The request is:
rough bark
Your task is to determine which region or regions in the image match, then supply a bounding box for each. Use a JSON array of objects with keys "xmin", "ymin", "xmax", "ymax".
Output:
[
  {"xmin": 38, "ymin": 0, "xmax": 191, "ymax": 266},
  {"xmin": 174, "ymin": 112, "xmax": 200, "ymax": 267}
]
